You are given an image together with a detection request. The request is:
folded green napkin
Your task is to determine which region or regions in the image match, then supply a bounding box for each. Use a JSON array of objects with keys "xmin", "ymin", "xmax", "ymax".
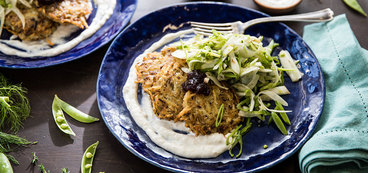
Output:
[{"xmin": 298, "ymin": 14, "xmax": 368, "ymax": 173}]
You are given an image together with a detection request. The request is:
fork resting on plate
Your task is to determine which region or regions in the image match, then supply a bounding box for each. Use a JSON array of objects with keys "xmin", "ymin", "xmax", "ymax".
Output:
[{"xmin": 189, "ymin": 8, "xmax": 334, "ymax": 36}]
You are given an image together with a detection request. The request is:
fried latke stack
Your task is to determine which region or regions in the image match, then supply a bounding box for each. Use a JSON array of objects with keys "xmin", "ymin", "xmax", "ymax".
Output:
[
  {"xmin": 38, "ymin": 0, "xmax": 92, "ymax": 29},
  {"xmin": 3, "ymin": 0, "xmax": 92, "ymax": 41},
  {"xmin": 135, "ymin": 47, "xmax": 243, "ymax": 135}
]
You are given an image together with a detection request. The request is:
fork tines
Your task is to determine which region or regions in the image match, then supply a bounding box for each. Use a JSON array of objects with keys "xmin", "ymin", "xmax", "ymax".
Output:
[{"xmin": 189, "ymin": 21, "xmax": 234, "ymax": 36}]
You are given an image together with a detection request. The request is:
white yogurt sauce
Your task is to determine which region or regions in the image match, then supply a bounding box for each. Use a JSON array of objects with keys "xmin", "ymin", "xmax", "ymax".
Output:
[
  {"xmin": 123, "ymin": 30, "xmax": 230, "ymax": 158},
  {"xmin": 0, "ymin": 0, "xmax": 116, "ymax": 57},
  {"xmin": 256, "ymin": 0, "xmax": 299, "ymax": 8}
]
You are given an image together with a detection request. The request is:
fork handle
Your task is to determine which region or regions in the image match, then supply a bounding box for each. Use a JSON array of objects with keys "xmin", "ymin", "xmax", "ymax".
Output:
[{"xmin": 241, "ymin": 8, "xmax": 334, "ymax": 31}]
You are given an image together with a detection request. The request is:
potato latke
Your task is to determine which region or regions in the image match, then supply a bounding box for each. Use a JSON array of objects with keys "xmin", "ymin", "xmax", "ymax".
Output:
[{"xmin": 135, "ymin": 47, "xmax": 243, "ymax": 135}]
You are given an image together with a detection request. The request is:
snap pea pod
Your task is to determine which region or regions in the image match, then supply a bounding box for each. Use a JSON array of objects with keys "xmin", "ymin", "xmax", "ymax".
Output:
[
  {"xmin": 0, "ymin": 153, "xmax": 13, "ymax": 173},
  {"xmin": 52, "ymin": 96, "xmax": 76, "ymax": 136},
  {"xmin": 343, "ymin": 0, "xmax": 367, "ymax": 16},
  {"xmin": 54, "ymin": 95, "xmax": 99, "ymax": 123},
  {"xmin": 81, "ymin": 141, "xmax": 99, "ymax": 173}
]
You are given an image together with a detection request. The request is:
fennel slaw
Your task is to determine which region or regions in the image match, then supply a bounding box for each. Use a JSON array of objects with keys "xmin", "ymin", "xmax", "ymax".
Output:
[{"xmin": 171, "ymin": 31, "xmax": 303, "ymax": 156}]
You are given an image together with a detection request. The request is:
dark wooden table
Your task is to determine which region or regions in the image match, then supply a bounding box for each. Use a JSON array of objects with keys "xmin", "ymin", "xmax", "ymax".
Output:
[{"xmin": 2, "ymin": 0, "xmax": 367, "ymax": 172}]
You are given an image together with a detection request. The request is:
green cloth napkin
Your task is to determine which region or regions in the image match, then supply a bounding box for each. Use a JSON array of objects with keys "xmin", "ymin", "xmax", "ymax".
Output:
[{"xmin": 298, "ymin": 14, "xmax": 368, "ymax": 173}]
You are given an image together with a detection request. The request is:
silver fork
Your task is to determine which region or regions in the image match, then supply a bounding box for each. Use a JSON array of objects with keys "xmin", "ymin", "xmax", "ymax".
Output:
[{"xmin": 190, "ymin": 8, "xmax": 334, "ymax": 36}]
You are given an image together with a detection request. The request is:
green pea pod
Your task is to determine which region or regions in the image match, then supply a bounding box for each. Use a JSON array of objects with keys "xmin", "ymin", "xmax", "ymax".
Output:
[
  {"xmin": 343, "ymin": 0, "xmax": 367, "ymax": 16},
  {"xmin": 52, "ymin": 96, "xmax": 76, "ymax": 136},
  {"xmin": 271, "ymin": 112, "xmax": 288, "ymax": 135},
  {"xmin": 81, "ymin": 141, "xmax": 99, "ymax": 173},
  {"xmin": 0, "ymin": 153, "xmax": 13, "ymax": 173},
  {"xmin": 54, "ymin": 95, "xmax": 99, "ymax": 123}
]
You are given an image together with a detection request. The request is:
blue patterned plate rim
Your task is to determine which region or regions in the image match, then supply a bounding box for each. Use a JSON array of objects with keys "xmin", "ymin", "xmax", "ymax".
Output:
[
  {"xmin": 97, "ymin": 1, "xmax": 325, "ymax": 172},
  {"xmin": 0, "ymin": 0, "xmax": 137, "ymax": 69}
]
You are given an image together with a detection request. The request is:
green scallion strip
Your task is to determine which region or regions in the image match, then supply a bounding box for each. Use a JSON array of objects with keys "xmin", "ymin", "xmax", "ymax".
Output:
[
  {"xmin": 236, "ymin": 99, "xmax": 248, "ymax": 110},
  {"xmin": 180, "ymin": 39, "xmax": 188, "ymax": 59},
  {"xmin": 268, "ymin": 114, "xmax": 273, "ymax": 125},
  {"xmin": 226, "ymin": 124, "xmax": 242, "ymax": 145},
  {"xmin": 216, "ymin": 104, "xmax": 225, "ymax": 127},
  {"xmin": 275, "ymin": 101, "xmax": 291, "ymax": 125},
  {"xmin": 277, "ymin": 68, "xmax": 296, "ymax": 72},
  {"xmin": 271, "ymin": 112, "xmax": 288, "ymax": 135},
  {"xmin": 227, "ymin": 118, "xmax": 252, "ymax": 157},
  {"xmin": 234, "ymin": 135, "xmax": 243, "ymax": 158}
]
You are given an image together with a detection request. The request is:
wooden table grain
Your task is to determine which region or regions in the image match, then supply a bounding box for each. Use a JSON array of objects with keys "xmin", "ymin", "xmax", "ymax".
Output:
[{"xmin": 1, "ymin": 0, "xmax": 367, "ymax": 172}]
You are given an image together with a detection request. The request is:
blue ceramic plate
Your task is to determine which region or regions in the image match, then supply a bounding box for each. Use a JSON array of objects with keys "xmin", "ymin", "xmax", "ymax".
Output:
[
  {"xmin": 0, "ymin": 0, "xmax": 137, "ymax": 68},
  {"xmin": 97, "ymin": 2, "xmax": 325, "ymax": 172}
]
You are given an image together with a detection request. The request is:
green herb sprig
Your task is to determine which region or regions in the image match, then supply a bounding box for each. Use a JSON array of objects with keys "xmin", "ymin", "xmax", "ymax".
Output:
[
  {"xmin": 0, "ymin": 132, "xmax": 36, "ymax": 164},
  {"xmin": 0, "ymin": 74, "xmax": 31, "ymax": 133},
  {"xmin": 62, "ymin": 168, "xmax": 70, "ymax": 173},
  {"xmin": 32, "ymin": 152, "xmax": 38, "ymax": 165},
  {"xmin": 39, "ymin": 163, "xmax": 50, "ymax": 173}
]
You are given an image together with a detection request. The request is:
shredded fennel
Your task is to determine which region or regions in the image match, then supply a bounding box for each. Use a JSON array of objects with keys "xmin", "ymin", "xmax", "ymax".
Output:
[{"xmin": 172, "ymin": 31, "xmax": 303, "ymax": 156}]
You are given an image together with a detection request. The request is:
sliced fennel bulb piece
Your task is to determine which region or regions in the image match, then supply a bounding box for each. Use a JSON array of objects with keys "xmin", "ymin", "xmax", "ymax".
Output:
[
  {"xmin": 205, "ymin": 72, "xmax": 228, "ymax": 90},
  {"xmin": 171, "ymin": 49, "xmax": 186, "ymax": 59},
  {"xmin": 279, "ymin": 50, "xmax": 303, "ymax": 82},
  {"xmin": 258, "ymin": 90, "xmax": 288, "ymax": 106}
]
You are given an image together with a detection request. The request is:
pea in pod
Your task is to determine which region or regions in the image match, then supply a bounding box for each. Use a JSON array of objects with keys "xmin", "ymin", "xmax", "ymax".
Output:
[
  {"xmin": 0, "ymin": 153, "xmax": 13, "ymax": 173},
  {"xmin": 52, "ymin": 96, "xmax": 76, "ymax": 136},
  {"xmin": 343, "ymin": 0, "xmax": 367, "ymax": 16},
  {"xmin": 81, "ymin": 141, "xmax": 99, "ymax": 173},
  {"xmin": 54, "ymin": 95, "xmax": 99, "ymax": 123}
]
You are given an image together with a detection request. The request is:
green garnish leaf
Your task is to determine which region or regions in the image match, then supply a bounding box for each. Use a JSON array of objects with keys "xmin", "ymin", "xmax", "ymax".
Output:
[{"xmin": 215, "ymin": 104, "xmax": 224, "ymax": 127}]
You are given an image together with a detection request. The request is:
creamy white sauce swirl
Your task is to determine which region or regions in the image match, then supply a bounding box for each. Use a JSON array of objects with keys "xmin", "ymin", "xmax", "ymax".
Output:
[
  {"xmin": 0, "ymin": 0, "xmax": 116, "ymax": 57},
  {"xmin": 123, "ymin": 30, "xmax": 230, "ymax": 158}
]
